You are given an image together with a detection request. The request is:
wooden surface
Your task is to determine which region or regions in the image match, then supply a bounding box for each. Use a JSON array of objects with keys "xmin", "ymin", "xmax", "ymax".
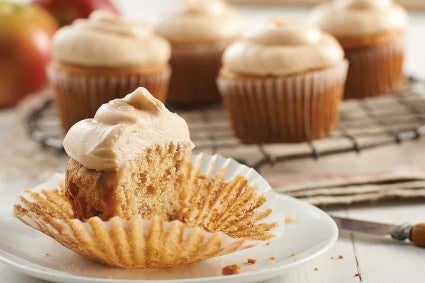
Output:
[{"xmin": 1, "ymin": 1, "xmax": 425, "ymax": 283}]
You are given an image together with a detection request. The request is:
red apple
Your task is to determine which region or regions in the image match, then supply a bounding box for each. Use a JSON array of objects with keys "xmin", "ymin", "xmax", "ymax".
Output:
[
  {"xmin": 0, "ymin": 2, "xmax": 58, "ymax": 108},
  {"xmin": 32, "ymin": 0, "xmax": 119, "ymax": 27}
]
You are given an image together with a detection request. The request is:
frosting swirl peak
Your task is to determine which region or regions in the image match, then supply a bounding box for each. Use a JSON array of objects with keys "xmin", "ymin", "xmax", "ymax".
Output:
[
  {"xmin": 247, "ymin": 19, "xmax": 321, "ymax": 46},
  {"xmin": 74, "ymin": 10, "xmax": 151, "ymax": 37},
  {"xmin": 309, "ymin": 0, "xmax": 408, "ymax": 37},
  {"xmin": 53, "ymin": 11, "xmax": 171, "ymax": 67},
  {"xmin": 63, "ymin": 88, "xmax": 193, "ymax": 170},
  {"xmin": 222, "ymin": 19, "xmax": 344, "ymax": 76},
  {"xmin": 155, "ymin": 0, "xmax": 242, "ymax": 43}
]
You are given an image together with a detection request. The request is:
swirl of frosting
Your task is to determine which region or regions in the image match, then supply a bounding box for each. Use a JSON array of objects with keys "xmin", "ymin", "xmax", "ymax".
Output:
[
  {"xmin": 222, "ymin": 20, "xmax": 344, "ymax": 76},
  {"xmin": 63, "ymin": 88, "xmax": 194, "ymax": 170},
  {"xmin": 155, "ymin": 0, "xmax": 242, "ymax": 43},
  {"xmin": 309, "ymin": 0, "xmax": 408, "ymax": 37},
  {"xmin": 53, "ymin": 10, "xmax": 171, "ymax": 67}
]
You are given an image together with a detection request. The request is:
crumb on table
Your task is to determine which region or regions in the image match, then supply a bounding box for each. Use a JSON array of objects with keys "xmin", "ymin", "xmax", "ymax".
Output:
[
  {"xmin": 354, "ymin": 272, "xmax": 361, "ymax": 277},
  {"xmin": 313, "ymin": 267, "xmax": 319, "ymax": 271},
  {"xmin": 284, "ymin": 213, "xmax": 297, "ymax": 224},
  {"xmin": 290, "ymin": 252, "xmax": 296, "ymax": 257},
  {"xmin": 222, "ymin": 264, "xmax": 241, "ymax": 275},
  {"xmin": 331, "ymin": 254, "xmax": 344, "ymax": 260},
  {"xmin": 268, "ymin": 256, "xmax": 276, "ymax": 261},
  {"xmin": 247, "ymin": 258, "xmax": 257, "ymax": 265}
]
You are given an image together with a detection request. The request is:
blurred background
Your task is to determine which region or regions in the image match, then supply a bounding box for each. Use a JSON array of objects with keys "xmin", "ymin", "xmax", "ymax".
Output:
[
  {"xmin": 1, "ymin": 0, "xmax": 425, "ymax": 282},
  {"xmin": 0, "ymin": 0, "xmax": 423, "ymax": 206}
]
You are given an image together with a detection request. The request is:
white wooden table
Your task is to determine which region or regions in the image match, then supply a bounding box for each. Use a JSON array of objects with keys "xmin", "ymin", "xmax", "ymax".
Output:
[{"xmin": 1, "ymin": 1, "xmax": 425, "ymax": 282}]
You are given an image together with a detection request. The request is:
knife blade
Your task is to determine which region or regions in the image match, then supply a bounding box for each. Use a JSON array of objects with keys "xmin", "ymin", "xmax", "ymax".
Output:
[{"xmin": 331, "ymin": 215, "xmax": 425, "ymax": 247}]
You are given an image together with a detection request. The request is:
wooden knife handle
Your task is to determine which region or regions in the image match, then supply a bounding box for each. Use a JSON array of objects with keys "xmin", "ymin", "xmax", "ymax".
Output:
[{"xmin": 410, "ymin": 223, "xmax": 425, "ymax": 247}]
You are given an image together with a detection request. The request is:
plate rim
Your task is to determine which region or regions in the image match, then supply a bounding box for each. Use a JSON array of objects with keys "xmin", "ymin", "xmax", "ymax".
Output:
[{"xmin": 0, "ymin": 194, "xmax": 338, "ymax": 283}]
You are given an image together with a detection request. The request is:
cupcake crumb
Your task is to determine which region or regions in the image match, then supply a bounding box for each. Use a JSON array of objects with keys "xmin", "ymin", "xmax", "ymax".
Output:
[
  {"xmin": 268, "ymin": 256, "xmax": 276, "ymax": 261},
  {"xmin": 313, "ymin": 267, "xmax": 319, "ymax": 271},
  {"xmin": 354, "ymin": 272, "xmax": 361, "ymax": 277},
  {"xmin": 265, "ymin": 242, "xmax": 270, "ymax": 246},
  {"xmin": 45, "ymin": 253, "xmax": 50, "ymax": 256},
  {"xmin": 284, "ymin": 213, "xmax": 296, "ymax": 224},
  {"xmin": 222, "ymin": 264, "xmax": 241, "ymax": 275},
  {"xmin": 331, "ymin": 255, "xmax": 344, "ymax": 260},
  {"xmin": 247, "ymin": 258, "xmax": 257, "ymax": 265}
]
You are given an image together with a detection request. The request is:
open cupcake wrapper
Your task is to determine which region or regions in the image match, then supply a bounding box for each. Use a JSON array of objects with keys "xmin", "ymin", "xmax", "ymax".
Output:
[{"xmin": 14, "ymin": 153, "xmax": 284, "ymax": 268}]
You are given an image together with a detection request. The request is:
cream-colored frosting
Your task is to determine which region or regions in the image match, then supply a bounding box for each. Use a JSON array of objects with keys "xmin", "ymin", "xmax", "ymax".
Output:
[
  {"xmin": 53, "ymin": 10, "xmax": 171, "ymax": 67},
  {"xmin": 222, "ymin": 19, "xmax": 344, "ymax": 76},
  {"xmin": 63, "ymin": 88, "xmax": 194, "ymax": 170},
  {"xmin": 155, "ymin": 0, "xmax": 242, "ymax": 43},
  {"xmin": 309, "ymin": 0, "xmax": 408, "ymax": 37}
]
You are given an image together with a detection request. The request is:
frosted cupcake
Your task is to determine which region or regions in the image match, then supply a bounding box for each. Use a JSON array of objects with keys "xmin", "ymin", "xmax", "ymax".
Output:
[
  {"xmin": 48, "ymin": 11, "xmax": 171, "ymax": 130},
  {"xmin": 14, "ymin": 88, "xmax": 278, "ymax": 268},
  {"xmin": 217, "ymin": 19, "xmax": 348, "ymax": 143},
  {"xmin": 309, "ymin": 0, "xmax": 408, "ymax": 98},
  {"xmin": 155, "ymin": 0, "xmax": 242, "ymax": 106}
]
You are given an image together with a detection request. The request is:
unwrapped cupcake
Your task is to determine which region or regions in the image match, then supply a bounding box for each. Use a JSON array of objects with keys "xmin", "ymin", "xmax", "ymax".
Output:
[
  {"xmin": 48, "ymin": 11, "xmax": 171, "ymax": 131},
  {"xmin": 155, "ymin": 0, "xmax": 242, "ymax": 106},
  {"xmin": 217, "ymin": 19, "xmax": 348, "ymax": 143},
  {"xmin": 309, "ymin": 0, "xmax": 408, "ymax": 99},
  {"xmin": 14, "ymin": 87, "xmax": 279, "ymax": 268}
]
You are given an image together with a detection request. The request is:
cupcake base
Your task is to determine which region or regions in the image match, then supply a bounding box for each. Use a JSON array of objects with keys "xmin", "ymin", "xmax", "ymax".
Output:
[
  {"xmin": 167, "ymin": 42, "xmax": 228, "ymax": 107},
  {"xmin": 217, "ymin": 61, "xmax": 348, "ymax": 143},
  {"xmin": 48, "ymin": 63, "xmax": 171, "ymax": 131},
  {"xmin": 343, "ymin": 38, "xmax": 404, "ymax": 99}
]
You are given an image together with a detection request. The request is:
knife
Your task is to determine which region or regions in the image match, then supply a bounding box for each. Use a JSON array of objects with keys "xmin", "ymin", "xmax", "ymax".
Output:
[{"xmin": 331, "ymin": 215, "xmax": 425, "ymax": 247}]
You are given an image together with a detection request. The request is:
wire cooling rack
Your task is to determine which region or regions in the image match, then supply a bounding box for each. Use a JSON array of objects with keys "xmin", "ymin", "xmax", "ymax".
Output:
[{"xmin": 27, "ymin": 78, "xmax": 425, "ymax": 171}]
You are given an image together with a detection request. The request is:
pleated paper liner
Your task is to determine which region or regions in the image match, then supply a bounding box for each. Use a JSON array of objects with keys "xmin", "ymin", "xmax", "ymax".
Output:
[
  {"xmin": 47, "ymin": 63, "xmax": 171, "ymax": 131},
  {"xmin": 14, "ymin": 153, "xmax": 283, "ymax": 268},
  {"xmin": 217, "ymin": 61, "xmax": 348, "ymax": 144},
  {"xmin": 166, "ymin": 42, "xmax": 229, "ymax": 106},
  {"xmin": 343, "ymin": 38, "xmax": 404, "ymax": 99}
]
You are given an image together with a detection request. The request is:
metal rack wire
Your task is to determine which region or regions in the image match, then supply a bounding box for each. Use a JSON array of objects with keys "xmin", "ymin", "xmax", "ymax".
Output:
[{"xmin": 27, "ymin": 78, "xmax": 425, "ymax": 171}]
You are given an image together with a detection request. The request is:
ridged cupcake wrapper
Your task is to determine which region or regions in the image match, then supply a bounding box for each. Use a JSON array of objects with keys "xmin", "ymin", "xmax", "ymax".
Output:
[
  {"xmin": 47, "ymin": 65, "xmax": 171, "ymax": 131},
  {"xmin": 167, "ymin": 42, "xmax": 229, "ymax": 106},
  {"xmin": 217, "ymin": 61, "xmax": 348, "ymax": 143},
  {"xmin": 14, "ymin": 153, "xmax": 283, "ymax": 268},
  {"xmin": 344, "ymin": 38, "xmax": 404, "ymax": 99}
]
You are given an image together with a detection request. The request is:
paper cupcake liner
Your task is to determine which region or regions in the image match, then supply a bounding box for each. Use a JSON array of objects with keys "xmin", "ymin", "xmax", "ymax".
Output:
[
  {"xmin": 167, "ymin": 42, "xmax": 229, "ymax": 106},
  {"xmin": 47, "ymin": 64, "xmax": 171, "ymax": 131},
  {"xmin": 343, "ymin": 38, "xmax": 404, "ymax": 99},
  {"xmin": 14, "ymin": 153, "xmax": 282, "ymax": 268},
  {"xmin": 217, "ymin": 61, "xmax": 348, "ymax": 143}
]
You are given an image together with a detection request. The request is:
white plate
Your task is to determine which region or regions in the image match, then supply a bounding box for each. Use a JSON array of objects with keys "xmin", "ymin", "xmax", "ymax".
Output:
[{"xmin": 0, "ymin": 191, "xmax": 337, "ymax": 283}]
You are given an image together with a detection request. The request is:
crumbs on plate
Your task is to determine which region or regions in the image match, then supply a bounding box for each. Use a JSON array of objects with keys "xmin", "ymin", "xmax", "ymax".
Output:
[
  {"xmin": 222, "ymin": 264, "xmax": 241, "ymax": 275},
  {"xmin": 284, "ymin": 213, "xmax": 297, "ymax": 224},
  {"xmin": 247, "ymin": 258, "xmax": 257, "ymax": 265}
]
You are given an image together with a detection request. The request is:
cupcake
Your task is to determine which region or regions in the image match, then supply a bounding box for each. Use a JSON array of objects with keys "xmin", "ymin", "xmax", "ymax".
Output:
[
  {"xmin": 217, "ymin": 20, "xmax": 348, "ymax": 143},
  {"xmin": 48, "ymin": 11, "xmax": 171, "ymax": 131},
  {"xmin": 155, "ymin": 0, "xmax": 242, "ymax": 106},
  {"xmin": 309, "ymin": 0, "xmax": 408, "ymax": 99},
  {"xmin": 14, "ymin": 88, "xmax": 278, "ymax": 268},
  {"xmin": 63, "ymin": 87, "xmax": 194, "ymax": 221}
]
